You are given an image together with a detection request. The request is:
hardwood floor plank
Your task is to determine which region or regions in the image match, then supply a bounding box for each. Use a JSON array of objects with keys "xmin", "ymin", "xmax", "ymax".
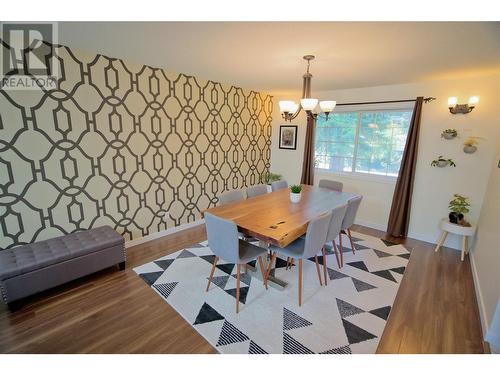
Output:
[{"xmin": 0, "ymin": 223, "xmax": 483, "ymax": 354}]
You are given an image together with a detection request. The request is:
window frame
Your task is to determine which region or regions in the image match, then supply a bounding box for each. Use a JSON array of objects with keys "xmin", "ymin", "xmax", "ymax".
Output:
[{"xmin": 314, "ymin": 106, "xmax": 414, "ymax": 181}]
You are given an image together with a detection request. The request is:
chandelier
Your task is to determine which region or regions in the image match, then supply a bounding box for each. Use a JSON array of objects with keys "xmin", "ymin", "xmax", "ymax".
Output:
[{"xmin": 279, "ymin": 55, "xmax": 336, "ymax": 122}]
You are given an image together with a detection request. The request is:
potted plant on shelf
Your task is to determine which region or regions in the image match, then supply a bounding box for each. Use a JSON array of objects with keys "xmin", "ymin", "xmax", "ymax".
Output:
[
  {"xmin": 448, "ymin": 194, "xmax": 471, "ymax": 226},
  {"xmin": 441, "ymin": 128, "xmax": 458, "ymax": 140},
  {"xmin": 289, "ymin": 184, "xmax": 302, "ymax": 203},
  {"xmin": 463, "ymin": 137, "xmax": 481, "ymax": 154},
  {"xmin": 431, "ymin": 156, "xmax": 457, "ymax": 168}
]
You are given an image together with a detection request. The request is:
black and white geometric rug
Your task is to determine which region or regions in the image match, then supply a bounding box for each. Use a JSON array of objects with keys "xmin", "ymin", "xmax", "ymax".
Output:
[{"xmin": 134, "ymin": 231, "xmax": 410, "ymax": 354}]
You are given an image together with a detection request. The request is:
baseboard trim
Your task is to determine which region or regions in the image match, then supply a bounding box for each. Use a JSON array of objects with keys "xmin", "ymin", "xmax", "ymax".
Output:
[
  {"xmin": 469, "ymin": 250, "xmax": 489, "ymax": 341},
  {"xmin": 125, "ymin": 219, "xmax": 205, "ymax": 249},
  {"xmin": 354, "ymin": 219, "xmax": 386, "ymax": 232}
]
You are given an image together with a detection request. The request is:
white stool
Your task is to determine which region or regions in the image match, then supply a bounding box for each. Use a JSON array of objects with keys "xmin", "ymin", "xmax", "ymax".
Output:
[{"xmin": 434, "ymin": 218, "xmax": 477, "ymax": 261}]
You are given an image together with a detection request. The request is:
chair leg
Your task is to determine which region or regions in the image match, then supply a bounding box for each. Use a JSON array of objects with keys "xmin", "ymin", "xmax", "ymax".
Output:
[
  {"xmin": 205, "ymin": 256, "xmax": 219, "ymax": 292},
  {"xmin": 332, "ymin": 240, "xmax": 341, "ymax": 269},
  {"xmin": 236, "ymin": 264, "xmax": 241, "ymax": 313},
  {"xmin": 314, "ymin": 255, "xmax": 323, "ymax": 286},
  {"xmin": 322, "ymin": 247, "xmax": 328, "ymax": 286},
  {"xmin": 347, "ymin": 229, "xmax": 356, "ymax": 254},
  {"xmin": 265, "ymin": 252, "xmax": 277, "ymax": 281},
  {"xmin": 257, "ymin": 256, "xmax": 268, "ymax": 289},
  {"xmin": 286, "ymin": 257, "xmax": 290, "ymax": 270},
  {"xmin": 298, "ymin": 259, "xmax": 303, "ymax": 307},
  {"xmin": 339, "ymin": 232, "xmax": 344, "ymax": 268}
]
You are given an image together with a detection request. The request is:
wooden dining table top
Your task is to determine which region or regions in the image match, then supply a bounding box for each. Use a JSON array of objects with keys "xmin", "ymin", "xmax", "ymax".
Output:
[{"xmin": 203, "ymin": 185, "xmax": 358, "ymax": 248}]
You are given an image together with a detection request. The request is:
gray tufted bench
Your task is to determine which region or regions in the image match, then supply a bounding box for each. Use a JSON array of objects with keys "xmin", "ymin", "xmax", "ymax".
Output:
[{"xmin": 0, "ymin": 226, "xmax": 125, "ymax": 311}]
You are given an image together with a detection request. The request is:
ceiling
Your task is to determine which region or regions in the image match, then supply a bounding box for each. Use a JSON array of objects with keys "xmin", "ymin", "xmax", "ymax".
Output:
[{"xmin": 58, "ymin": 22, "xmax": 500, "ymax": 94}]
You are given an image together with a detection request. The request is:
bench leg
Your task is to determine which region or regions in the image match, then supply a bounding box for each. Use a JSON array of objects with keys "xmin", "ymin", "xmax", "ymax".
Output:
[
  {"xmin": 119, "ymin": 261, "xmax": 126, "ymax": 271},
  {"xmin": 461, "ymin": 236, "xmax": 467, "ymax": 262},
  {"xmin": 8, "ymin": 300, "xmax": 23, "ymax": 312}
]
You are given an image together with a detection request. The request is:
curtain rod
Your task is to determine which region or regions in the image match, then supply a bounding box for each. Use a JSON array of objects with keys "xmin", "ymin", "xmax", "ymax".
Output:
[{"xmin": 336, "ymin": 97, "xmax": 436, "ymax": 107}]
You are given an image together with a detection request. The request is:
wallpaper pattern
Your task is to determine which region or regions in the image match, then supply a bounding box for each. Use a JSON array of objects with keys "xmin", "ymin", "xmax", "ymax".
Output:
[{"xmin": 0, "ymin": 43, "xmax": 273, "ymax": 249}]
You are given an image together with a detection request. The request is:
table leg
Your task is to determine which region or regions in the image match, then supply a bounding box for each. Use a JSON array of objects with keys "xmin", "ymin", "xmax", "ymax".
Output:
[
  {"xmin": 461, "ymin": 236, "xmax": 467, "ymax": 261},
  {"xmin": 245, "ymin": 240, "xmax": 288, "ymax": 290},
  {"xmin": 434, "ymin": 230, "xmax": 448, "ymax": 252}
]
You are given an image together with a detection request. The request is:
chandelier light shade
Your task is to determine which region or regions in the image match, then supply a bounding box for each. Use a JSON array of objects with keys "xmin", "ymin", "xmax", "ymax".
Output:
[{"xmin": 279, "ymin": 55, "xmax": 336, "ymax": 122}]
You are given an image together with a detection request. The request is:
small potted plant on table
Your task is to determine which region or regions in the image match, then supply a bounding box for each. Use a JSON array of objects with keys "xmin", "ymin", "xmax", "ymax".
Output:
[
  {"xmin": 289, "ymin": 184, "xmax": 302, "ymax": 203},
  {"xmin": 448, "ymin": 194, "xmax": 471, "ymax": 226}
]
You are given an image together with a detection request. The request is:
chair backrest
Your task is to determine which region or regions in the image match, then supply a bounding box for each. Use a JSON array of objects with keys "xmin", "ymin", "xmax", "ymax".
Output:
[
  {"xmin": 325, "ymin": 204, "xmax": 348, "ymax": 242},
  {"xmin": 204, "ymin": 212, "xmax": 240, "ymax": 263},
  {"xmin": 246, "ymin": 184, "xmax": 268, "ymax": 198},
  {"xmin": 302, "ymin": 211, "xmax": 333, "ymax": 258},
  {"xmin": 318, "ymin": 179, "xmax": 343, "ymax": 192},
  {"xmin": 218, "ymin": 189, "xmax": 245, "ymax": 206},
  {"xmin": 271, "ymin": 180, "xmax": 288, "ymax": 192},
  {"xmin": 341, "ymin": 195, "xmax": 363, "ymax": 230}
]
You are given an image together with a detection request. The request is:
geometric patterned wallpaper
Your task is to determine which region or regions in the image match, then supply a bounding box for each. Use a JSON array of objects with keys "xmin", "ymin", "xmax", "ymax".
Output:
[{"xmin": 0, "ymin": 43, "xmax": 273, "ymax": 249}]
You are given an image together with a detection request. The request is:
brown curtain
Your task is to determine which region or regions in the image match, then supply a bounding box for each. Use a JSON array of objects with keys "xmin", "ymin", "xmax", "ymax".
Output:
[
  {"xmin": 387, "ymin": 96, "xmax": 424, "ymax": 237},
  {"xmin": 300, "ymin": 115, "xmax": 316, "ymax": 185}
]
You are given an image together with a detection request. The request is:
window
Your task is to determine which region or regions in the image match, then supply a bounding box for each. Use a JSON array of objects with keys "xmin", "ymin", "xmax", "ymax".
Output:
[{"xmin": 315, "ymin": 109, "xmax": 412, "ymax": 177}]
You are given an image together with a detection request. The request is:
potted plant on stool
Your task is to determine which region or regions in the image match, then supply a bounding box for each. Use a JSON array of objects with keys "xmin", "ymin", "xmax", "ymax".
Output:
[
  {"xmin": 448, "ymin": 194, "xmax": 471, "ymax": 226},
  {"xmin": 290, "ymin": 184, "xmax": 302, "ymax": 203}
]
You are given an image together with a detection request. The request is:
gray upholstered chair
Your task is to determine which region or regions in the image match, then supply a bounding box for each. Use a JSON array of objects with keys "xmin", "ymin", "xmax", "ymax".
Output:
[
  {"xmin": 204, "ymin": 212, "xmax": 268, "ymax": 313},
  {"xmin": 340, "ymin": 195, "xmax": 363, "ymax": 256},
  {"xmin": 218, "ymin": 189, "xmax": 245, "ymax": 206},
  {"xmin": 268, "ymin": 211, "xmax": 332, "ymax": 306},
  {"xmin": 318, "ymin": 179, "xmax": 343, "ymax": 192},
  {"xmin": 323, "ymin": 204, "xmax": 348, "ymax": 276},
  {"xmin": 271, "ymin": 180, "xmax": 288, "ymax": 192},
  {"xmin": 246, "ymin": 184, "xmax": 268, "ymax": 198}
]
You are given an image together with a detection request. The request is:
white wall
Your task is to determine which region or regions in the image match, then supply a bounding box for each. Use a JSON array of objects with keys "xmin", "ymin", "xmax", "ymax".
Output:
[
  {"xmin": 470, "ymin": 136, "xmax": 500, "ymax": 343},
  {"xmin": 269, "ymin": 74, "xmax": 500, "ymax": 249}
]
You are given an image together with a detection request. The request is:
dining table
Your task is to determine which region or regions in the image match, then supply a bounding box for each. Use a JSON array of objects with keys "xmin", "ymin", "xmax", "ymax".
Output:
[{"xmin": 202, "ymin": 184, "xmax": 358, "ymax": 290}]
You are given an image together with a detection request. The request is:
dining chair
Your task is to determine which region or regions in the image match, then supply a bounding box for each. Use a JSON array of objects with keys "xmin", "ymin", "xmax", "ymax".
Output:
[
  {"xmin": 271, "ymin": 180, "xmax": 288, "ymax": 191},
  {"xmin": 267, "ymin": 211, "xmax": 333, "ymax": 306},
  {"xmin": 318, "ymin": 179, "xmax": 343, "ymax": 192},
  {"xmin": 218, "ymin": 189, "xmax": 245, "ymax": 206},
  {"xmin": 323, "ymin": 204, "xmax": 348, "ymax": 279},
  {"xmin": 340, "ymin": 195, "xmax": 363, "ymax": 257},
  {"xmin": 246, "ymin": 184, "xmax": 268, "ymax": 198},
  {"xmin": 204, "ymin": 212, "xmax": 268, "ymax": 313}
]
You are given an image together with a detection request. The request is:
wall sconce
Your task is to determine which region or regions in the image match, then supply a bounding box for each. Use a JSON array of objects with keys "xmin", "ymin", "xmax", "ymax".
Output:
[{"xmin": 448, "ymin": 96, "xmax": 479, "ymax": 114}]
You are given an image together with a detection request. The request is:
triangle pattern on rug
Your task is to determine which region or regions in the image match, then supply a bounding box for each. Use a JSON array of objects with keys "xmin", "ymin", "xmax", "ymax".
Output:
[
  {"xmin": 139, "ymin": 271, "xmax": 164, "ymax": 286},
  {"xmin": 373, "ymin": 249, "xmax": 392, "ymax": 258},
  {"xmin": 209, "ymin": 275, "xmax": 230, "ymax": 290},
  {"xmin": 246, "ymin": 260, "xmax": 256, "ymax": 268},
  {"xmin": 381, "ymin": 239, "xmax": 398, "ymax": 247},
  {"xmin": 225, "ymin": 286, "xmax": 249, "ymax": 304},
  {"xmin": 351, "ymin": 277, "xmax": 377, "ymax": 292},
  {"xmin": 283, "ymin": 332, "xmax": 314, "ymax": 354},
  {"xmin": 248, "ymin": 340, "xmax": 268, "ymax": 354},
  {"xmin": 232, "ymin": 272, "xmax": 252, "ymax": 286},
  {"xmin": 216, "ymin": 263, "xmax": 235, "ymax": 275},
  {"xmin": 194, "ymin": 302, "xmax": 224, "ymax": 325},
  {"xmin": 283, "ymin": 307, "xmax": 313, "ymax": 331},
  {"xmin": 336, "ymin": 298, "xmax": 365, "ymax": 318},
  {"xmin": 200, "ymin": 255, "xmax": 217, "ymax": 264},
  {"xmin": 370, "ymin": 306, "xmax": 391, "ymax": 320},
  {"xmin": 275, "ymin": 257, "xmax": 290, "ymax": 268},
  {"xmin": 154, "ymin": 259, "xmax": 175, "ymax": 270},
  {"xmin": 327, "ymin": 268, "xmax": 350, "ymax": 280},
  {"xmin": 347, "ymin": 261, "xmax": 369, "ymax": 272},
  {"xmin": 187, "ymin": 243, "xmax": 206, "ymax": 249},
  {"xmin": 352, "ymin": 243, "xmax": 371, "ymax": 251},
  {"xmin": 177, "ymin": 249, "xmax": 196, "ymax": 259},
  {"xmin": 216, "ymin": 320, "xmax": 249, "ymax": 347},
  {"xmin": 372, "ymin": 270, "xmax": 397, "ymax": 282},
  {"xmin": 398, "ymin": 253, "xmax": 411, "ymax": 260},
  {"xmin": 341, "ymin": 318, "xmax": 377, "ymax": 345},
  {"xmin": 153, "ymin": 282, "xmax": 178, "ymax": 300},
  {"xmin": 320, "ymin": 345, "xmax": 352, "ymax": 354},
  {"xmin": 390, "ymin": 266, "xmax": 406, "ymax": 274}
]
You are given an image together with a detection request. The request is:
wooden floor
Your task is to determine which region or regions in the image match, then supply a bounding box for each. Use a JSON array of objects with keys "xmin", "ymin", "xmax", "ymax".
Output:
[{"xmin": 0, "ymin": 224, "xmax": 484, "ymax": 354}]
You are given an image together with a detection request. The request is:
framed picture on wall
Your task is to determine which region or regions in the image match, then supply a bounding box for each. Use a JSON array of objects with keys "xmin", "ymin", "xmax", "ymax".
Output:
[{"xmin": 279, "ymin": 125, "xmax": 298, "ymax": 150}]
